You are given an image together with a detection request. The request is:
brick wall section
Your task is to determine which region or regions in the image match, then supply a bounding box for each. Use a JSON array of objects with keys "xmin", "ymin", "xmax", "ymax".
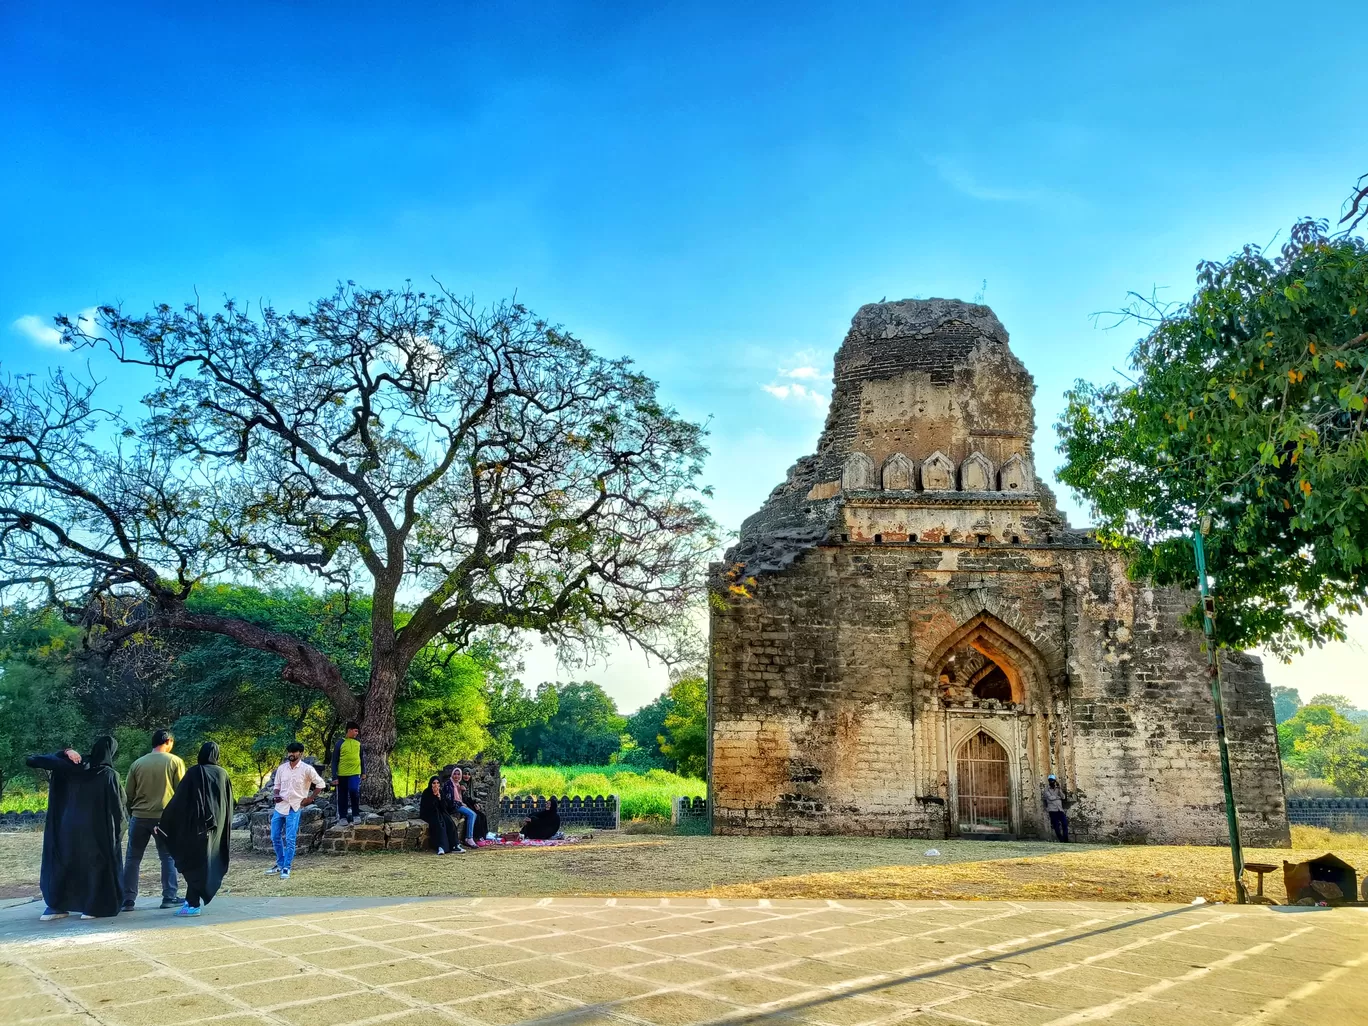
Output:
[
  {"xmin": 711, "ymin": 543, "xmax": 1288, "ymax": 845},
  {"xmin": 711, "ymin": 298, "xmax": 1288, "ymax": 846}
]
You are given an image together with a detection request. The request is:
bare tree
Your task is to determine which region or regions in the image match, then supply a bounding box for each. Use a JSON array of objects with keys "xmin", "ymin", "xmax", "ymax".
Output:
[{"xmin": 0, "ymin": 284, "xmax": 716, "ymax": 802}]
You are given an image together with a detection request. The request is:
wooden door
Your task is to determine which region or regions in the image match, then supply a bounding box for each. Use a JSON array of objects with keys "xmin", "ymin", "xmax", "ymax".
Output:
[{"xmin": 956, "ymin": 730, "xmax": 1011, "ymax": 834}]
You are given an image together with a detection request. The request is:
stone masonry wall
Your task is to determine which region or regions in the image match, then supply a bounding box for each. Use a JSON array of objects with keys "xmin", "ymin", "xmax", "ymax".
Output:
[
  {"xmin": 710, "ymin": 542, "xmax": 1289, "ymax": 845},
  {"xmin": 710, "ymin": 298, "xmax": 1287, "ymax": 847}
]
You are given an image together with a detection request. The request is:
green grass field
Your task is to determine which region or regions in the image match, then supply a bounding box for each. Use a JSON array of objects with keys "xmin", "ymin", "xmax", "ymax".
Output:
[{"xmin": 501, "ymin": 765, "xmax": 706, "ymax": 820}]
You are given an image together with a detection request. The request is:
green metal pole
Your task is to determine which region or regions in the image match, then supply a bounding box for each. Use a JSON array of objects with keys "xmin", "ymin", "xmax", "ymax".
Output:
[{"xmin": 1192, "ymin": 525, "xmax": 1248, "ymax": 904}]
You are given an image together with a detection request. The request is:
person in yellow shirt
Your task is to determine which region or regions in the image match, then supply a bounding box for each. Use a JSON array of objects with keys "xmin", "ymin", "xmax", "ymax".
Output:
[
  {"xmin": 121, "ymin": 730, "xmax": 186, "ymax": 910},
  {"xmin": 329, "ymin": 721, "xmax": 366, "ymax": 825}
]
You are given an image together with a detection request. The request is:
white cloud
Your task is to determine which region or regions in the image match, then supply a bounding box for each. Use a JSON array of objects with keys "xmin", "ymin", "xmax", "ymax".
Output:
[
  {"xmin": 928, "ymin": 155, "xmax": 1082, "ymax": 210},
  {"xmin": 11, "ymin": 314, "xmax": 63, "ymax": 348},
  {"xmin": 780, "ymin": 365, "xmax": 822, "ymax": 380},
  {"xmin": 762, "ymin": 381, "xmax": 827, "ymax": 411}
]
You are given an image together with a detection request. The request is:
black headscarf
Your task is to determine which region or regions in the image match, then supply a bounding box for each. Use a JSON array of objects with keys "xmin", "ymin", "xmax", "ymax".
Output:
[{"xmin": 87, "ymin": 735, "xmax": 118, "ymax": 770}]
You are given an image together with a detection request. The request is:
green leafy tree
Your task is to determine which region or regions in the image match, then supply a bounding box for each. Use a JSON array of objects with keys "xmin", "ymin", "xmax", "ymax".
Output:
[
  {"xmin": 659, "ymin": 673, "xmax": 707, "ymax": 779},
  {"xmin": 623, "ymin": 691, "xmax": 676, "ymax": 769},
  {"xmin": 1271, "ymin": 685, "xmax": 1302, "ymax": 724},
  {"xmin": 1057, "ymin": 219, "xmax": 1368, "ymax": 656},
  {"xmin": 0, "ymin": 286, "xmax": 715, "ymax": 802},
  {"xmin": 513, "ymin": 681, "xmax": 625, "ymax": 764},
  {"xmin": 1306, "ymin": 693, "xmax": 1368, "ymax": 723},
  {"xmin": 1277, "ymin": 703, "xmax": 1346, "ymax": 759},
  {"xmin": 0, "ymin": 608, "xmax": 89, "ymax": 801},
  {"xmin": 392, "ymin": 646, "xmax": 489, "ymax": 794}
]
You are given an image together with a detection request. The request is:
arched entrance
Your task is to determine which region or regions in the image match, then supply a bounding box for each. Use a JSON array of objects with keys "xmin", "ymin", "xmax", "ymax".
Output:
[{"xmin": 955, "ymin": 730, "xmax": 1011, "ymax": 834}]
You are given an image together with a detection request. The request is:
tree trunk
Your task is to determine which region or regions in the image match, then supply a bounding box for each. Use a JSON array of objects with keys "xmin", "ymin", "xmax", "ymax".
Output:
[{"xmin": 359, "ymin": 659, "xmax": 400, "ymax": 806}]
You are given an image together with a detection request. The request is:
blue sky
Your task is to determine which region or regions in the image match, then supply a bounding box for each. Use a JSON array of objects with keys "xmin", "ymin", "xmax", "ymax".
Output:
[{"xmin": 3, "ymin": 2, "xmax": 1364, "ymax": 711}]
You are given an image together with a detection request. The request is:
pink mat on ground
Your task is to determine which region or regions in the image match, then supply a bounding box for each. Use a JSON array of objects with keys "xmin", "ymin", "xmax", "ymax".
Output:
[{"xmin": 475, "ymin": 836, "xmax": 582, "ymax": 848}]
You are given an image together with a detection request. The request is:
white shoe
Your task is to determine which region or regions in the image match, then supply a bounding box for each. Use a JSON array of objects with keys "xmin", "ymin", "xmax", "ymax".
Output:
[
  {"xmin": 39, "ymin": 910, "xmax": 68, "ymax": 922},
  {"xmin": 453, "ymin": 844, "xmax": 466, "ymax": 853},
  {"xmin": 436, "ymin": 847, "xmax": 446, "ymax": 855},
  {"xmin": 265, "ymin": 866, "xmax": 281, "ymax": 875}
]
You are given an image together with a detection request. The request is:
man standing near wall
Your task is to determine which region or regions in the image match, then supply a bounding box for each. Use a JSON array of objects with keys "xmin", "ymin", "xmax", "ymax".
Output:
[
  {"xmin": 269, "ymin": 742, "xmax": 326, "ymax": 881},
  {"xmin": 329, "ymin": 721, "xmax": 365, "ymax": 826},
  {"xmin": 1043, "ymin": 774, "xmax": 1069, "ymax": 842},
  {"xmin": 121, "ymin": 729, "xmax": 185, "ymax": 910}
]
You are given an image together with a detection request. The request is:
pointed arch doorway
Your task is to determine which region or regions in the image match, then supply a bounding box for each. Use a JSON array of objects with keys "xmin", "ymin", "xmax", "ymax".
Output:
[{"xmin": 955, "ymin": 730, "xmax": 1011, "ymax": 834}]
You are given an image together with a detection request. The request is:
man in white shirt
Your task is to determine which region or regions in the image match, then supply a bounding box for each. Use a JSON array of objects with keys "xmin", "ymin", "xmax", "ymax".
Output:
[{"xmin": 268, "ymin": 742, "xmax": 326, "ymax": 880}]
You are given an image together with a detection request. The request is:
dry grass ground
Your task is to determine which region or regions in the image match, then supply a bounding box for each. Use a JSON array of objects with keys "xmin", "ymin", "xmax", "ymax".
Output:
[{"xmin": 2, "ymin": 826, "xmax": 1364, "ymax": 905}]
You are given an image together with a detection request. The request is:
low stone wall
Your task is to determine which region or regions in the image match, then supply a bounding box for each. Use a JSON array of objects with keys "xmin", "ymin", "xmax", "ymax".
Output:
[
  {"xmin": 500, "ymin": 795, "xmax": 619, "ymax": 830},
  {"xmin": 0, "ymin": 811, "xmax": 45, "ymax": 832},
  {"xmin": 247, "ymin": 806, "xmax": 431, "ymax": 855},
  {"xmin": 672, "ymin": 796, "xmax": 707, "ymax": 826},
  {"xmin": 1286, "ymin": 798, "xmax": 1368, "ymax": 833}
]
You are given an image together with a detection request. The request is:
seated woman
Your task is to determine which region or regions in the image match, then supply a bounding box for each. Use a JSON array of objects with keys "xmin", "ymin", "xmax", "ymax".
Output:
[
  {"xmin": 521, "ymin": 796, "xmax": 560, "ymax": 840},
  {"xmin": 419, "ymin": 776, "xmax": 459, "ymax": 854},
  {"xmin": 439, "ymin": 765, "xmax": 477, "ymax": 850},
  {"xmin": 454, "ymin": 768, "xmax": 489, "ymax": 841}
]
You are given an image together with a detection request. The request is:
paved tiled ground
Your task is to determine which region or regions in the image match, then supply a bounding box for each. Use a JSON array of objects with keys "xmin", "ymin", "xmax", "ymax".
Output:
[{"xmin": 1, "ymin": 897, "xmax": 1364, "ymax": 1026}]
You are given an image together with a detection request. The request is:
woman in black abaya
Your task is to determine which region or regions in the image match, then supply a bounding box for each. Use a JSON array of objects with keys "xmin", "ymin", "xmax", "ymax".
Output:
[
  {"xmin": 158, "ymin": 741, "xmax": 233, "ymax": 916},
  {"xmin": 419, "ymin": 775, "xmax": 459, "ymax": 854},
  {"xmin": 26, "ymin": 735, "xmax": 126, "ymax": 920},
  {"xmin": 520, "ymin": 796, "xmax": 560, "ymax": 840}
]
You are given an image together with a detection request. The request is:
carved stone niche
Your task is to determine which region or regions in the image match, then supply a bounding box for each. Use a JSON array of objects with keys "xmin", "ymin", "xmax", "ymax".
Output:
[
  {"xmin": 881, "ymin": 452, "xmax": 917, "ymax": 491},
  {"xmin": 999, "ymin": 453, "xmax": 1032, "ymax": 492},
  {"xmin": 841, "ymin": 451, "xmax": 877, "ymax": 491},
  {"xmin": 960, "ymin": 452, "xmax": 994, "ymax": 492},
  {"xmin": 922, "ymin": 451, "xmax": 956, "ymax": 491}
]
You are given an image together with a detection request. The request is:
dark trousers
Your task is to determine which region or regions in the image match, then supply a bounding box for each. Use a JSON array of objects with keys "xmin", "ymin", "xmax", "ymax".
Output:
[
  {"xmin": 186, "ymin": 885, "xmax": 206, "ymax": 909},
  {"xmin": 426, "ymin": 814, "xmax": 458, "ymax": 852},
  {"xmin": 1049, "ymin": 810, "xmax": 1070, "ymax": 842},
  {"xmin": 123, "ymin": 817, "xmax": 178, "ymax": 903},
  {"xmin": 337, "ymin": 775, "xmax": 362, "ymax": 821}
]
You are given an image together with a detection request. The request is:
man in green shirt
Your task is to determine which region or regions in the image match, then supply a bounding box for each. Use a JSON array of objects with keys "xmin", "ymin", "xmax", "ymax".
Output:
[{"xmin": 121, "ymin": 729, "xmax": 185, "ymax": 910}]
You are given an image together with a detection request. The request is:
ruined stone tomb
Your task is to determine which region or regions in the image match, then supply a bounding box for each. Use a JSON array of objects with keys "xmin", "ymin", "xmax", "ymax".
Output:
[{"xmin": 709, "ymin": 299, "xmax": 1288, "ymax": 845}]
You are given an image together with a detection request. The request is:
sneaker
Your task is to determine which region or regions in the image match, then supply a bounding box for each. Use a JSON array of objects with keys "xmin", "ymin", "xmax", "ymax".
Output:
[
  {"xmin": 160, "ymin": 897, "xmax": 181, "ymax": 909},
  {"xmin": 80, "ymin": 914, "xmax": 102, "ymax": 920},
  {"xmin": 452, "ymin": 844, "xmax": 466, "ymax": 853},
  {"xmin": 39, "ymin": 908, "xmax": 68, "ymax": 922},
  {"xmin": 265, "ymin": 866, "xmax": 281, "ymax": 875},
  {"xmin": 280, "ymin": 869, "xmax": 290, "ymax": 881},
  {"xmin": 174, "ymin": 903, "xmax": 202, "ymax": 917},
  {"xmin": 436, "ymin": 847, "xmax": 446, "ymax": 855},
  {"xmin": 121, "ymin": 901, "xmax": 136, "ymax": 912}
]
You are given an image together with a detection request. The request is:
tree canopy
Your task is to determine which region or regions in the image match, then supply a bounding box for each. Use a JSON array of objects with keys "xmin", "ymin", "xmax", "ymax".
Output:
[
  {"xmin": 1057, "ymin": 219, "xmax": 1368, "ymax": 655},
  {"xmin": 0, "ymin": 285, "xmax": 716, "ymax": 800},
  {"xmin": 659, "ymin": 672, "xmax": 707, "ymax": 778},
  {"xmin": 511, "ymin": 680, "xmax": 626, "ymax": 765}
]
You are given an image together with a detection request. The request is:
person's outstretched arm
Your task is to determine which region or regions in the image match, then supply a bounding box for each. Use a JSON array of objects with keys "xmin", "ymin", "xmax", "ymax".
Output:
[{"xmin": 26, "ymin": 749, "xmax": 82, "ymax": 774}]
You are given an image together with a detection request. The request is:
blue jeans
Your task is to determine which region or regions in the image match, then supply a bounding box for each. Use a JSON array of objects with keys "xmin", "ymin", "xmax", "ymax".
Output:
[
  {"xmin": 123, "ymin": 817, "xmax": 178, "ymax": 903},
  {"xmin": 452, "ymin": 804, "xmax": 476, "ymax": 843},
  {"xmin": 337, "ymin": 776, "xmax": 361, "ymax": 821},
  {"xmin": 270, "ymin": 808, "xmax": 301, "ymax": 870}
]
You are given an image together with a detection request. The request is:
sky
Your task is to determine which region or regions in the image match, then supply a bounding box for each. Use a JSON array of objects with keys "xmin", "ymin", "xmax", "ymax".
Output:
[{"xmin": 2, "ymin": 2, "xmax": 1365, "ymax": 713}]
